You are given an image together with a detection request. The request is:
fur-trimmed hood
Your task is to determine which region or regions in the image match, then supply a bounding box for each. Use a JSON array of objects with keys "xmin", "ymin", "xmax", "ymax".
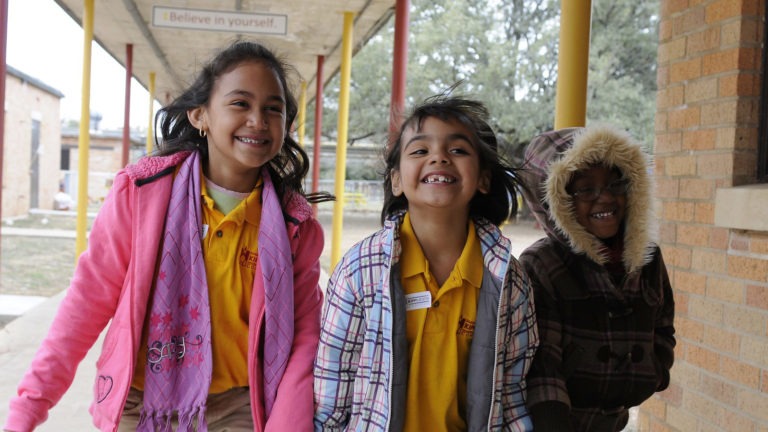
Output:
[{"xmin": 520, "ymin": 125, "xmax": 656, "ymax": 273}]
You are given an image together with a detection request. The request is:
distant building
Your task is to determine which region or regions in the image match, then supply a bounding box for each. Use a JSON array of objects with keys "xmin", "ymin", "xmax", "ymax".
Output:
[
  {"xmin": 60, "ymin": 120, "xmax": 145, "ymax": 175},
  {"xmin": 3, "ymin": 65, "xmax": 147, "ymax": 217},
  {"xmin": 60, "ymin": 124, "xmax": 145, "ymax": 208},
  {"xmin": 303, "ymin": 141, "xmax": 383, "ymax": 178},
  {"xmin": 3, "ymin": 65, "xmax": 64, "ymax": 217}
]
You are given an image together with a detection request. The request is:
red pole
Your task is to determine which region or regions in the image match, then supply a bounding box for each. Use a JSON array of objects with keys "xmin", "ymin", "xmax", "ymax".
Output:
[
  {"xmin": 121, "ymin": 44, "xmax": 133, "ymax": 167},
  {"xmin": 122, "ymin": 44, "xmax": 133, "ymax": 166},
  {"xmin": 388, "ymin": 0, "xmax": 409, "ymax": 144},
  {"xmin": 0, "ymin": 0, "xmax": 8, "ymax": 274},
  {"xmin": 312, "ymin": 55, "xmax": 324, "ymax": 217}
]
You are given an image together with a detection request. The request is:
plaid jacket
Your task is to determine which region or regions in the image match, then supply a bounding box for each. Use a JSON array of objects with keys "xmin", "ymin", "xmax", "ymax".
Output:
[
  {"xmin": 313, "ymin": 212, "xmax": 538, "ymax": 431},
  {"xmin": 519, "ymin": 126, "xmax": 676, "ymax": 431}
]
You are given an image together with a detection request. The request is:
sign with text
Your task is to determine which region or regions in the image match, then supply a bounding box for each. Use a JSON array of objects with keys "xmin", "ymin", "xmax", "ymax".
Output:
[{"xmin": 152, "ymin": 6, "xmax": 287, "ymax": 35}]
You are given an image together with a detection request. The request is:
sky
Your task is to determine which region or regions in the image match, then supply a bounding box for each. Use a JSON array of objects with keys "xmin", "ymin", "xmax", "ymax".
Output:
[{"xmin": 7, "ymin": 0, "xmax": 158, "ymax": 130}]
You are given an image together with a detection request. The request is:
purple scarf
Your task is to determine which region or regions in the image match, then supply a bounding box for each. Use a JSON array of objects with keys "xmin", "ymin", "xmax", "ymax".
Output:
[
  {"xmin": 258, "ymin": 170, "xmax": 295, "ymax": 413},
  {"xmin": 139, "ymin": 152, "xmax": 211, "ymax": 431},
  {"xmin": 138, "ymin": 152, "xmax": 295, "ymax": 431}
]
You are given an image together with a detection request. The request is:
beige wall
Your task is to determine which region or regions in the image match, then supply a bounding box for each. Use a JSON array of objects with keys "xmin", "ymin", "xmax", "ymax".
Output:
[
  {"xmin": 3, "ymin": 74, "xmax": 62, "ymax": 217},
  {"xmin": 646, "ymin": 0, "xmax": 768, "ymax": 430},
  {"xmin": 60, "ymin": 133, "xmax": 145, "ymax": 207},
  {"xmin": 63, "ymin": 135, "xmax": 126, "ymax": 174}
]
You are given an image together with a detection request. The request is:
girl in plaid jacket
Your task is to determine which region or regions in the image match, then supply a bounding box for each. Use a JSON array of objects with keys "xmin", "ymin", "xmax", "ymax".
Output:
[{"xmin": 314, "ymin": 94, "xmax": 538, "ymax": 431}]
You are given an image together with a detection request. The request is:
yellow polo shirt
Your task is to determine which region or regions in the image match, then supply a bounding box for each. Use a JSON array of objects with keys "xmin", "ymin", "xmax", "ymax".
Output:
[
  {"xmin": 399, "ymin": 212, "xmax": 482, "ymax": 432},
  {"xmin": 130, "ymin": 176, "xmax": 262, "ymax": 393},
  {"xmin": 201, "ymin": 178, "xmax": 262, "ymax": 393}
]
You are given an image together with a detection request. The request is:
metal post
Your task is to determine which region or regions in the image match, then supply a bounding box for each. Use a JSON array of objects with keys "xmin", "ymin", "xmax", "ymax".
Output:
[
  {"xmin": 145, "ymin": 72, "xmax": 155, "ymax": 155},
  {"xmin": 312, "ymin": 55, "xmax": 325, "ymax": 217},
  {"xmin": 554, "ymin": 0, "xmax": 592, "ymax": 129},
  {"xmin": 331, "ymin": 12, "xmax": 355, "ymax": 269},
  {"xmin": 75, "ymin": 0, "xmax": 95, "ymax": 258},
  {"xmin": 0, "ymin": 0, "xmax": 8, "ymax": 271},
  {"xmin": 298, "ymin": 80, "xmax": 307, "ymax": 147},
  {"xmin": 389, "ymin": 0, "xmax": 409, "ymax": 143},
  {"xmin": 121, "ymin": 44, "xmax": 132, "ymax": 167}
]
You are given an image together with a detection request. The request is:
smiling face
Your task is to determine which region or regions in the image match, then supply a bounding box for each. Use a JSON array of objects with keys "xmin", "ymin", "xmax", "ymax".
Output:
[
  {"xmin": 567, "ymin": 164, "xmax": 627, "ymax": 240},
  {"xmin": 390, "ymin": 116, "xmax": 489, "ymax": 217},
  {"xmin": 188, "ymin": 61, "xmax": 286, "ymax": 192}
]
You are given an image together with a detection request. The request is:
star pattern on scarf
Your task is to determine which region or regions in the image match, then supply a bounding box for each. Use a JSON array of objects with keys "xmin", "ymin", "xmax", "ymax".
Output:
[{"xmin": 149, "ymin": 312, "xmax": 162, "ymax": 328}]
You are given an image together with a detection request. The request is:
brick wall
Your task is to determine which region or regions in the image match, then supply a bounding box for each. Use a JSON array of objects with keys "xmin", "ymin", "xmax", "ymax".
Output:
[{"xmin": 648, "ymin": 0, "xmax": 768, "ymax": 430}]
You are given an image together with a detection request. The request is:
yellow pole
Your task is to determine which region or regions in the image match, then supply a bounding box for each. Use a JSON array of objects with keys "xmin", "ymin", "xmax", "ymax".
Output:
[
  {"xmin": 554, "ymin": 0, "xmax": 592, "ymax": 129},
  {"xmin": 331, "ymin": 11, "xmax": 355, "ymax": 269},
  {"xmin": 146, "ymin": 72, "xmax": 156, "ymax": 154},
  {"xmin": 298, "ymin": 80, "xmax": 307, "ymax": 147},
  {"xmin": 75, "ymin": 0, "xmax": 95, "ymax": 259}
]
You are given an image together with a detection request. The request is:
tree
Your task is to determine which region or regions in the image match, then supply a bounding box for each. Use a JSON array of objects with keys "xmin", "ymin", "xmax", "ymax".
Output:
[
  {"xmin": 307, "ymin": 0, "xmax": 660, "ymax": 174},
  {"xmin": 587, "ymin": 0, "xmax": 659, "ymax": 149}
]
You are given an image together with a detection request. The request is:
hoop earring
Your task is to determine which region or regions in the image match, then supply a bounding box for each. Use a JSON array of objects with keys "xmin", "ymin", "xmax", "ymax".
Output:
[{"xmin": 199, "ymin": 128, "xmax": 207, "ymax": 138}]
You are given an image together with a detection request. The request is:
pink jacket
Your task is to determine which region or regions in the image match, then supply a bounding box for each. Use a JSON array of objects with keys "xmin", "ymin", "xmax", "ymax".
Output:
[{"xmin": 5, "ymin": 152, "xmax": 324, "ymax": 432}]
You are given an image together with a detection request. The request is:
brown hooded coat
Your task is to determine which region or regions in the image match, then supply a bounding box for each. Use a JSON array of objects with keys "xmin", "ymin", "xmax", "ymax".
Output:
[{"xmin": 518, "ymin": 125, "xmax": 676, "ymax": 432}]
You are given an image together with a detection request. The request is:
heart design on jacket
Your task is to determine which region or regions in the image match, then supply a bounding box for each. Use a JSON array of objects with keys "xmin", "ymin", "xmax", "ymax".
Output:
[{"xmin": 97, "ymin": 375, "xmax": 113, "ymax": 403}]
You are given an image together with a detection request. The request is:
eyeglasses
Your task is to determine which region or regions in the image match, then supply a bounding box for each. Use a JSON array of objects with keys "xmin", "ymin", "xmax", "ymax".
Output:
[{"xmin": 569, "ymin": 178, "xmax": 630, "ymax": 202}]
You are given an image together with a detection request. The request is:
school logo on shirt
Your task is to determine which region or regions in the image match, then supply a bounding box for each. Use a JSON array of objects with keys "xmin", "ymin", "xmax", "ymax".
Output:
[
  {"xmin": 239, "ymin": 246, "xmax": 258, "ymax": 270},
  {"xmin": 457, "ymin": 317, "xmax": 475, "ymax": 337}
]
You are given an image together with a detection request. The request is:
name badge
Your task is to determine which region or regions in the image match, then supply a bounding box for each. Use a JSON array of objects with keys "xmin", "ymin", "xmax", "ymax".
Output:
[{"xmin": 405, "ymin": 291, "xmax": 432, "ymax": 311}]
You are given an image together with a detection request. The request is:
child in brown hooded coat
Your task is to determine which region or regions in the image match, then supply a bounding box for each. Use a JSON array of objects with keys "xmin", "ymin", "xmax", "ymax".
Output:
[{"xmin": 518, "ymin": 125, "xmax": 675, "ymax": 431}]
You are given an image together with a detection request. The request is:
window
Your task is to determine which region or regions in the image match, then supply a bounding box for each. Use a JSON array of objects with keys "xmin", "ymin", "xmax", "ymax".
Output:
[
  {"xmin": 60, "ymin": 148, "xmax": 70, "ymax": 171},
  {"xmin": 758, "ymin": 4, "xmax": 768, "ymax": 182}
]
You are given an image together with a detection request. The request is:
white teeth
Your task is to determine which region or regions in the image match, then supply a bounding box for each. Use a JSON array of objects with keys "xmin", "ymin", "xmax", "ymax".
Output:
[
  {"xmin": 238, "ymin": 137, "xmax": 266, "ymax": 144},
  {"xmin": 592, "ymin": 211, "xmax": 614, "ymax": 219},
  {"xmin": 423, "ymin": 175, "xmax": 455, "ymax": 184}
]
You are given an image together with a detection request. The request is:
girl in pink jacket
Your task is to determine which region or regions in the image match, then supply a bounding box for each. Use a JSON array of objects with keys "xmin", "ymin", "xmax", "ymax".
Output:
[{"xmin": 4, "ymin": 40, "xmax": 332, "ymax": 432}]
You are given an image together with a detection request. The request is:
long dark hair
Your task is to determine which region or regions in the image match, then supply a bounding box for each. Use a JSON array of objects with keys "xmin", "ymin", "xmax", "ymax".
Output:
[
  {"xmin": 154, "ymin": 39, "xmax": 332, "ymax": 204},
  {"xmin": 382, "ymin": 93, "xmax": 522, "ymax": 226}
]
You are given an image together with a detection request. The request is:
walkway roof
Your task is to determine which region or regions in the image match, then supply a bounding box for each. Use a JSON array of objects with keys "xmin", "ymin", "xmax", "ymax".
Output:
[{"xmin": 53, "ymin": 0, "xmax": 396, "ymax": 106}]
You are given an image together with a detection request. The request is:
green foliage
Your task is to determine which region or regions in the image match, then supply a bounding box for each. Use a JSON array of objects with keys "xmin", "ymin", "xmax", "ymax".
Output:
[
  {"xmin": 307, "ymin": 0, "xmax": 660, "ymax": 158},
  {"xmin": 587, "ymin": 0, "xmax": 660, "ymax": 150},
  {"xmin": 346, "ymin": 161, "xmax": 382, "ymax": 180}
]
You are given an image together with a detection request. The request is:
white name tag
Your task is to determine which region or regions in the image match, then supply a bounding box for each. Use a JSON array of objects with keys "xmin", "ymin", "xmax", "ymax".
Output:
[{"xmin": 405, "ymin": 291, "xmax": 432, "ymax": 311}]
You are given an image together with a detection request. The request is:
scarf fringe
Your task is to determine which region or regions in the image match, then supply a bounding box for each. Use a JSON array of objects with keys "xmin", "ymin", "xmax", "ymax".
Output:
[
  {"xmin": 136, "ymin": 405, "xmax": 207, "ymax": 432},
  {"xmin": 178, "ymin": 405, "xmax": 207, "ymax": 432},
  {"xmin": 196, "ymin": 407, "xmax": 208, "ymax": 432}
]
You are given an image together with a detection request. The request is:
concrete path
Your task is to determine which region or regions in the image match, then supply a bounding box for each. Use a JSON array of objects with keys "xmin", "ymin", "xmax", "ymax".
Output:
[
  {"xmin": 0, "ymin": 290, "xmax": 99, "ymax": 431},
  {"xmin": 0, "ymin": 294, "xmax": 47, "ymax": 329},
  {"xmin": 0, "ymin": 217, "xmax": 545, "ymax": 430}
]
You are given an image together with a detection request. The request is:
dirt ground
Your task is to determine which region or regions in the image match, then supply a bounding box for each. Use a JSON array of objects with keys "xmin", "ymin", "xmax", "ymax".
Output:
[
  {"xmin": 1, "ymin": 236, "xmax": 76, "ymax": 296},
  {"xmin": 317, "ymin": 211, "xmax": 545, "ymax": 270},
  {"xmin": 0, "ymin": 210, "xmax": 544, "ymax": 297}
]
